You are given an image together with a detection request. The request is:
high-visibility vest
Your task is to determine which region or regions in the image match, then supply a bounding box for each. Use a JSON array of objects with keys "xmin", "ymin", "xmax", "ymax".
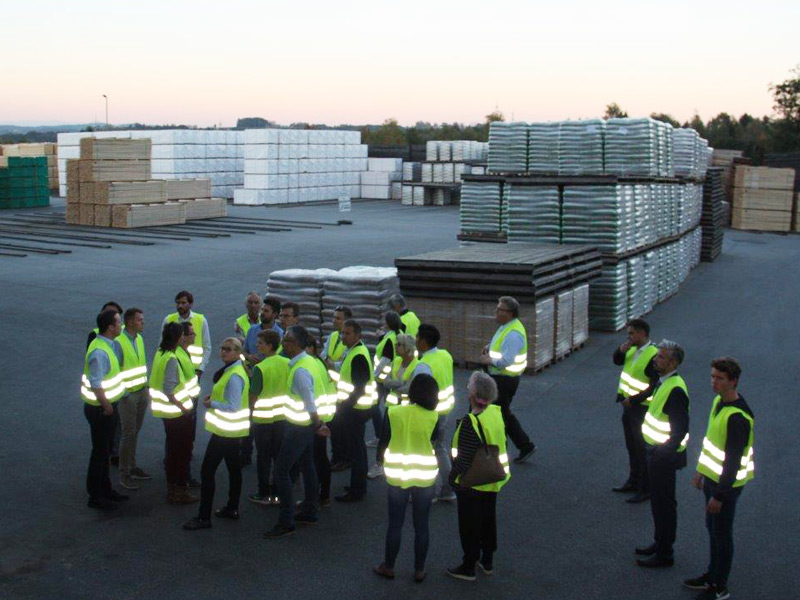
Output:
[
  {"xmin": 251, "ymin": 354, "xmax": 290, "ymax": 424},
  {"xmin": 310, "ymin": 357, "xmax": 337, "ymax": 423},
  {"xmin": 488, "ymin": 319, "xmax": 528, "ymax": 376},
  {"xmin": 451, "ymin": 405, "xmax": 510, "ymax": 492},
  {"xmin": 642, "ymin": 375, "xmax": 690, "ymax": 451},
  {"xmin": 149, "ymin": 350, "xmax": 194, "ymax": 419},
  {"xmin": 400, "ymin": 310, "xmax": 421, "ymax": 338},
  {"xmin": 284, "ymin": 355, "xmax": 326, "ymax": 426},
  {"xmin": 165, "ymin": 312, "xmax": 206, "ymax": 367},
  {"xmin": 116, "ymin": 331, "xmax": 148, "ymax": 392},
  {"xmin": 81, "ymin": 337, "xmax": 127, "ymax": 406},
  {"xmin": 618, "ymin": 344, "xmax": 658, "ymax": 403},
  {"xmin": 204, "ymin": 362, "xmax": 250, "ymax": 437},
  {"xmin": 325, "ymin": 330, "xmax": 345, "ymax": 382},
  {"xmin": 175, "ymin": 347, "xmax": 201, "ymax": 401},
  {"xmin": 373, "ymin": 331, "xmax": 397, "ymax": 381},
  {"xmin": 696, "ymin": 396, "xmax": 755, "ymax": 487},
  {"xmin": 236, "ymin": 313, "xmax": 258, "ymax": 337},
  {"xmin": 337, "ymin": 342, "xmax": 377, "ymax": 410},
  {"xmin": 420, "ymin": 348, "xmax": 455, "ymax": 415},
  {"xmin": 384, "ymin": 404, "xmax": 439, "ymax": 488},
  {"xmin": 386, "ymin": 357, "xmax": 421, "ymax": 406}
]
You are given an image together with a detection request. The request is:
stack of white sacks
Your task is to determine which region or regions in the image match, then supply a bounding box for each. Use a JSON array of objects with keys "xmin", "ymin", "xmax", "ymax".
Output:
[
  {"xmin": 234, "ymin": 129, "xmax": 367, "ymax": 205},
  {"xmin": 360, "ymin": 158, "xmax": 403, "ymax": 200},
  {"xmin": 265, "ymin": 268, "xmax": 336, "ymax": 341},
  {"xmin": 57, "ymin": 130, "xmax": 243, "ymax": 198}
]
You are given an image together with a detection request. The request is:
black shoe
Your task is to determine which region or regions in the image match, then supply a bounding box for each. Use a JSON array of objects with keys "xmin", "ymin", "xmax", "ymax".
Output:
[
  {"xmin": 214, "ymin": 506, "xmax": 239, "ymax": 520},
  {"xmin": 446, "ymin": 564, "xmax": 476, "ymax": 581},
  {"xmin": 88, "ymin": 498, "xmax": 118, "ymax": 511},
  {"xmin": 187, "ymin": 477, "xmax": 201, "ymax": 488},
  {"xmin": 183, "ymin": 517, "xmax": 212, "ymax": 530},
  {"xmin": 635, "ymin": 543, "xmax": 657, "ymax": 556},
  {"xmin": 295, "ymin": 513, "xmax": 319, "ymax": 526},
  {"xmin": 626, "ymin": 492, "xmax": 651, "ymax": 504},
  {"xmin": 320, "ymin": 497, "xmax": 331, "ymax": 508},
  {"xmin": 104, "ymin": 490, "xmax": 130, "ymax": 502},
  {"xmin": 694, "ymin": 586, "xmax": 730, "ymax": 600},
  {"xmin": 636, "ymin": 556, "xmax": 674, "ymax": 568},
  {"xmin": 264, "ymin": 524, "xmax": 296, "ymax": 538},
  {"xmin": 477, "ymin": 560, "xmax": 493, "ymax": 575},
  {"xmin": 513, "ymin": 444, "xmax": 536, "ymax": 463},
  {"xmin": 334, "ymin": 491, "xmax": 365, "ymax": 503},
  {"xmin": 612, "ymin": 481, "xmax": 637, "ymax": 493},
  {"xmin": 331, "ymin": 461, "xmax": 352, "ymax": 472},
  {"xmin": 683, "ymin": 573, "xmax": 710, "ymax": 590}
]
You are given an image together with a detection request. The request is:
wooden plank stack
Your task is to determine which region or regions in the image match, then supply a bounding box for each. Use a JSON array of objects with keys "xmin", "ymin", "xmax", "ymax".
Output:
[
  {"xmin": 711, "ymin": 149, "xmax": 745, "ymax": 202},
  {"xmin": 730, "ymin": 165, "xmax": 796, "ymax": 232},
  {"xmin": 1, "ymin": 143, "xmax": 58, "ymax": 192}
]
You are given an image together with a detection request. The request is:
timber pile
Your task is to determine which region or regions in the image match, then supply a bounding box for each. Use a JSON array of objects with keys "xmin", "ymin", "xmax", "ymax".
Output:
[
  {"xmin": 112, "ymin": 202, "xmax": 186, "ymax": 228},
  {"xmin": 700, "ymin": 168, "xmax": 725, "ymax": 261},
  {"xmin": 710, "ymin": 149, "xmax": 745, "ymax": 202},
  {"xmin": 730, "ymin": 166, "xmax": 796, "ymax": 232},
  {"xmin": 1, "ymin": 143, "xmax": 58, "ymax": 192}
]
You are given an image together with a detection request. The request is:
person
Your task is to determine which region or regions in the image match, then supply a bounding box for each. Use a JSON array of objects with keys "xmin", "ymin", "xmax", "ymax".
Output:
[
  {"xmin": 247, "ymin": 329, "xmax": 290, "ymax": 506},
  {"xmin": 306, "ymin": 337, "xmax": 337, "ymax": 506},
  {"xmin": 116, "ymin": 308, "xmax": 151, "ymax": 490},
  {"xmin": 177, "ymin": 322, "xmax": 202, "ymax": 488},
  {"xmin": 243, "ymin": 296, "xmax": 284, "ymax": 365},
  {"xmin": 334, "ymin": 319, "xmax": 377, "ymax": 502},
  {"xmin": 417, "ymin": 324, "xmax": 456, "ymax": 502},
  {"xmin": 635, "ymin": 340, "xmax": 690, "ymax": 568},
  {"xmin": 613, "ymin": 318, "xmax": 659, "ymax": 503},
  {"xmin": 87, "ymin": 301, "xmax": 123, "ymax": 348},
  {"xmin": 368, "ymin": 311, "xmax": 403, "ymax": 455},
  {"xmin": 683, "ymin": 358, "xmax": 754, "ymax": 600},
  {"xmin": 323, "ymin": 305, "xmax": 352, "ymax": 471},
  {"xmin": 235, "ymin": 291, "xmax": 263, "ymax": 341},
  {"xmin": 479, "ymin": 296, "xmax": 536, "ymax": 464},
  {"xmin": 373, "ymin": 374, "xmax": 441, "ymax": 583},
  {"xmin": 389, "ymin": 293, "xmax": 421, "ymax": 338},
  {"xmin": 446, "ymin": 372, "xmax": 511, "ymax": 581},
  {"xmin": 149, "ymin": 322, "xmax": 198, "ymax": 505},
  {"xmin": 264, "ymin": 326, "xmax": 331, "ymax": 538},
  {"xmin": 183, "ymin": 338, "xmax": 250, "ymax": 530},
  {"xmin": 163, "ymin": 290, "xmax": 210, "ymax": 376},
  {"xmin": 279, "ymin": 301, "xmax": 300, "ymax": 331},
  {"xmin": 81, "ymin": 309, "xmax": 129, "ymax": 510}
]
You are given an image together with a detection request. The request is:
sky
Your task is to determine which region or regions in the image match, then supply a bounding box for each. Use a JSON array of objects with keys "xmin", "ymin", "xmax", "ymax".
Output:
[{"xmin": 2, "ymin": 0, "xmax": 799, "ymax": 128}]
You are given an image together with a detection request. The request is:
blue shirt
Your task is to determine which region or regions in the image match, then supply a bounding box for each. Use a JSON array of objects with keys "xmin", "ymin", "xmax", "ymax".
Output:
[
  {"xmin": 210, "ymin": 361, "xmax": 245, "ymax": 413},
  {"xmin": 289, "ymin": 351, "xmax": 317, "ymax": 414},
  {"xmin": 243, "ymin": 321, "xmax": 285, "ymax": 360},
  {"xmin": 87, "ymin": 335, "xmax": 123, "ymax": 388}
]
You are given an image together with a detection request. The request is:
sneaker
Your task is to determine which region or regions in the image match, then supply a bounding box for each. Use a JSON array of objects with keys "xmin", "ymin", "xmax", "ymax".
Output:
[
  {"xmin": 130, "ymin": 467, "xmax": 152, "ymax": 480},
  {"xmin": 514, "ymin": 444, "xmax": 536, "ymax": 463},
  {"xmin": 435, "ymin": 492, "xmax": 456, "ymax": 502},
  {"xmin": 249, "ymin": 492, "xmax": 271, "ymax": 506},
  {"xmin": 320, "ymin": 497, "xmax": 331, "ymax": 508},
  {"xmin": 214, "ymin": 506, "xmax": 239, "ymax": 520},
  {"xmin": 367, "ymin": 464, "xmax": 384, "ymax": 479},
  {"xmin": 373, "ymin": 563, "xmax": 395, "ymax": 579},
  {"xmin": 694, "ymin": 586, "xmax": 730, "ymax": 600},
  {"xmin": 446, "ymin": 564, "xmax": 476, "ymax": 581},
  {"xmin": 294, "ymin": 513, "xmax": 318, "ymax": 526},
  {"xmin": 366, "ymin": 438, "xmax": 379, "ymax": 448},
  {"xmin": 119, "ymin": 476, "xmax": 140, "ymax": 491},
  {"xmin": 264, "ymin": 524, "xmax": 296, "ymax": 538},
  {"xmin": 183, "ymin": 517, "xmax": 211, "ymax": 530},
  {"xmin": 269, "ymin": 496, "xmax": 281, "ymax": 506},
  {"xmin": 683, "ymin": 573, "xmax": 710, "ymax": 590},
  {"xmin": 477, "ymin": 560, "xmax": 494, "ymax": 575}
]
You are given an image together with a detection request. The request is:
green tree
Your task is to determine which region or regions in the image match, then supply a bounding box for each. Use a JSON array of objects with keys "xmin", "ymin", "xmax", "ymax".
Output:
[
  {"xmin": 770, "ymin": 65, "xmax": 800, "ymax": 124},
  {"xmin": 485, "ymin": 110, "xmax": 504, "ymax": 123},
  {"xmin": 604, "ymin": 103, "xmax": 628, "ymax": 118},
  {"xmin": 650, "ymin": 112, "xmax": 681, "ymax": 128}
]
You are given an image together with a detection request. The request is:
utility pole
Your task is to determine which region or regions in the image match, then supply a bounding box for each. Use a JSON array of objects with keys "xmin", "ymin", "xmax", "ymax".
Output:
[{"xmin": 102, "ymin": 94, "xmax": 108, "ymax": 127}]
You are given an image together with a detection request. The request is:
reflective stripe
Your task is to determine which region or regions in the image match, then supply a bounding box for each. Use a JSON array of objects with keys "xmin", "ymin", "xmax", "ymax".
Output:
[
  {"xmin": 149, "ymin": 388, "xmax": 193, "ymax": 413},
  {"xmin": 642, "ymin": 422, "xmax": 669, "ymax": 443},
  {"xmin": 182, "ymin": 376, "xmax": 201, "ymax": 398},
  {"xmin": 328, "ymin": 370, "xmax": 340, "ymax": 382},
  {"xmin": 81, "ymin": 373, "xmax": 127, "ymax": 401},
  {"xmin": 205, "ymin": 410, "xmax": 250, "ymax": 432},
  {"xmin": 620, "ymin": 371, "xmax": 650, "ymax": 392},
  {"xmin": 384, "ymin": 449, "xmax": 438, "ymax": 467},
  {"xmin": 252, "ymin": 408, "xmax": 285, "ymax": 420},
  {"xmin": 451, "ymin": 448, "xmax": 458, "ymax": 459},
  {"xmin": 382, "ymin": 467, "xmax": 438, "ymax": 482},
  {"xmin": 700, "ymin": 438, "xmax": 755, "ymax": 480},
  {"xmin": 644, "ymin": 411, "xmax": 671, "ymax": 432},
  {"xmin": 254, "ymin": 395, "xmax": 289, "ymax": 410},
  {"xmin": 435, "ymin": 384, "xmax": 456, "ymax": 413},
  {"xmin": 188, "ymin": 344, "xmax": 203, "ymax": 365}
]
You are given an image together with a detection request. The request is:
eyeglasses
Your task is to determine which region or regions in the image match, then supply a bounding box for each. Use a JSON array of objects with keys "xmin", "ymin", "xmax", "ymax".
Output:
[{"xmin": 220, "ymin": 346, "xmax": 236, "ymax": 352}]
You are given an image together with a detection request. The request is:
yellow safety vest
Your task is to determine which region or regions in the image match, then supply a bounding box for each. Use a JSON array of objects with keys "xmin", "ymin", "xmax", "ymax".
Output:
[
  {"xmin": 488, "ymin": 319, "xmax": 528, "ymax": 376},
  {"xmin": 384, "ymin": 404, "xmax": 439, "ymax": 488},
  {"xmin": 81, "ymin": 337, "xmax": 126, "ymax": 405}
]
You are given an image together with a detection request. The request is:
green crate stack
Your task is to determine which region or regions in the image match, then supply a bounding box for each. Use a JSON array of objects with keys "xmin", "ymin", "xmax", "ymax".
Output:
[{"xmin": 0, "ymin": 156, "xmax": 50, "ymax": 209}]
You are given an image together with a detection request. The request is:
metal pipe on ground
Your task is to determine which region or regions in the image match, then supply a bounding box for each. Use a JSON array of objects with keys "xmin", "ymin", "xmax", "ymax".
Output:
[
  {"xmin": 0, "ymin": 233, "xmax": 111, "ymax": 249},
  {"xmin": 0, "ymin": 242, "xmax": 67, "ymax": 255}
]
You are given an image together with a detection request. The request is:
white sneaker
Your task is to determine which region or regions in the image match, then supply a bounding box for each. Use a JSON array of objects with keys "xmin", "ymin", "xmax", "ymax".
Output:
[
  {"xmin": 436, "ymin": 492, "xmax": 456, "ymax": 502},
  {"xmin": 367, "ymin": 464, "xmax": 384, "ymax": 479},
  {"xmin": 365, "ymin": 438, "xmax": 379, "ymax": 448}
]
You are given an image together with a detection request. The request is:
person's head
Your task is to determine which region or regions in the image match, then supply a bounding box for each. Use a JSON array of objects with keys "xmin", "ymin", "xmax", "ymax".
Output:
[
  {"xmin": 495, "ymin": 296, "xmax": 519, "ymax": 325},
  {"xmin": 219, "ymin": 337, "xmax": 243, "ymax": 363},
  {"xmin": 282, "ymin": 325, "xmax": 310, "ymax": 359},
  {"xmin": 124, "ymin": 308, "xmax": 143, "ymax": 334},
  {"xmin": 160, "ymin": 322, "xmax": 183, "ymax": 353},
  {"xmin": 711, "ymin": 357, "xmax": 741, "ymax": 396},
  {"xmin": 468, "ymin": 371, "xmax": 498, "ymax": 411},
  {"xmin": 97, "ymin": 309, "xmax": 122, "ymax": 338},
  {"xmin": 101, "ymin": 301, "xmax": 123, "ymax": 315},
  {"xmin": 175, "ymin": 290, "xmax": 193, "ymax": 316},
  {"xmin": 626, "ymin": 318, "xmax": 650, "ymax": 347},
  {"xmin": 395, "ymin": 334, "xmax": 416, "ymax": 361},
  {"xmin": 341, "ymin": 319, "xmax": 362, "ymax": 347},
  {"xmin": 279, "ymin": 301, "xmax": 300, "ymax": 329},
  {"xmin": 245, "ymin": 291, "xmax": 262, "ymax": 317},
  {"xmin": 384, "ymin": 310, "xmax": 403, "ymax": 334},
  {"xmin": 305, "ymin": 337, "xmax": 320, "ymax": 357},
  {"xmin": 415, "ymin": 323, "xmax": 440, "ymax": 353},
  {"xmin": 262, "ymin": 296, "xmax": 281, "ymax": 325},
  {"xmin": 388, "ymin": 293, "xmax": 407, "ymax": 313},
  {"xmin": 179, "ymin": 322, "xmax": 195, "ymax": 350},
  {"xmin": 408, "ymin": 374, "xmax": 438, "ymax": 411},
  {"xmin": 333, "ymin": 306, "xmax": 352, "ymax": 332},
  {"xmin": 256, "ymin": 329, "xmax": 282, "ymax": 358},
  {"xmin": 654, "ymin": 339, "xmax": 684, "ymax": 376}
]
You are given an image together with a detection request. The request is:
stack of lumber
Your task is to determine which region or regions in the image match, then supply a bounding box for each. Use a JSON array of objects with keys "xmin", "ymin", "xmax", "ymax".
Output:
[
  {"xmin": 711, "ymin": 149, "xmax": 744, "ymax": 202},
  {"xmin": 0, "ymin": 156, "xmax": 50, "ymax": 209},
  {"xmin": 730, "ymin": 166, "xmax": 796, "ymax": 232},
  {"xmin": 700, "ymin": 168, "xmax": 725, "ymax": 261},
  {"xmin": 1, "ymin": 143, "xmax": 58, "ymax": 192}
]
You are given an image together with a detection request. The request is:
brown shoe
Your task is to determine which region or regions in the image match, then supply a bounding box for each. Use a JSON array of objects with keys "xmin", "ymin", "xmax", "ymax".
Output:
[
  {"xmin": 169, "ymin": 485, "xmax": 199, "ymax": 505},
  {"xmin": 373, "ymin": 564, "xmax": 395, "ymax": 580}
]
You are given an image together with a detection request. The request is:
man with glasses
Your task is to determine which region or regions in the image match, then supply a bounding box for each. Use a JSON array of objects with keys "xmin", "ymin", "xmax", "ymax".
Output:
[{"xmin": 234, "ymin": 291, "xmax": 263, "ymax": 341}]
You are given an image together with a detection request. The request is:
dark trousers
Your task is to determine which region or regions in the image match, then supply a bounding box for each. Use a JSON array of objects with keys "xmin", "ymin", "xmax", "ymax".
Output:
[
  {"xmin": 456, "ymin": 490, "xmax": 498, "ymax": 569},
  {"xmin": 253, "ymin": 421, "xmax": 285, "ymax": 496},
  {"xmin": 198, "ymin": 434, "xmax": 242, "ymax": 521},
  {"xmin": 647, "ymin": 446, "xmax": 679, "ymax": 558},
  {"xmin": 163, "ymin": 413, "xmax": 194, "ymax": 487},
  {"xmin": 330, "ymin": 406, "xmax": 350, "ymax": 464},
  {"xmin": 704, "ymin": 479, "xmax": 742, "ymax": 588},
  {"xmin": 84, "ymin": 402, "xmax": 119, "ymax": 500},
  {"xmin": 276, "ymin": 424, "xmax": 318, "ymax": 527},
  {"xmin": 621, "ymin": 404, "xmax": 649, "ymax": 492},
  {"xmin": 345, "ymin": 407, "xmax": 369, "ymax": 495},
  {"xmin": 371, "ymin": 385, "xmax": 387, "ymax": 438},
  {"xmin": 314, "ymin": 432, "xmax": 331, "ymax": 500},
  {"xmin": 490, "ymin": 375, "xmax": 532, "ymax": 451},
  {"xmin": 385, "ymin": 484, "xmax": 436, "ymax": 570},
  {"xmin": 240, "ymin": 433, "xmax": 254, "ymax": 462}
]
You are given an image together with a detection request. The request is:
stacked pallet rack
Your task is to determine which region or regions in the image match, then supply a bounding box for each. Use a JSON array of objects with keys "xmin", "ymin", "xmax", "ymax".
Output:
[{"xmin": 700, "ymin": 168, "xmax": 725, "ymax": 261}]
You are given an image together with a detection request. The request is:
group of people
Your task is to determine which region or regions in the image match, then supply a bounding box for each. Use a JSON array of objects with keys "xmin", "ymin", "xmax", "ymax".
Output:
[
  {"xmin": 612, "ymin": 318, "xmax": 755, "ymax": 600},
  {"xmin": 81, "ymin": 292, "xmax": 537, "ymax": 581}
]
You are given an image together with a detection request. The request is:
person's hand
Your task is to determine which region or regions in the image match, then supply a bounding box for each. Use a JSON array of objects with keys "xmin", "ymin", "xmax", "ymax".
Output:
[
  {"xmin": 482, "ymin": 344, "xmax": 489, "ymax": 353},
  {"xmin": 621, "ymin": 398, "xmax": 632, "ymax": 408},
  {"xmin": 196, "ymin": 369, "xmax": 203, "ymax": 377},
  {"xmin": 620, "ymin": 340, "xmax": 632, "ymax": 353},
  {"xmin": 706, "ymin": 497, "xmax": 723, "ymax": 514},
  {"xmin": 102, "ymin": 402, "xmax": 113, "ymax": 416},
  {"xmin": 316, "ymin": 424, "xmax": 331, "ymax": 437},
  {"xmin": 479, "ymin": 353, "xmax": 493, "ymax": 366},
  {"xmin": 691, "ymin": 471, "xmax": 704, "ymax": 490},
  {"xmin": 203, "ymin": 396, "xmax": 212, "ymax": 408},
  {"xmin": 180, "ymin": 405, "xmax": 190, "ymax": 416}
]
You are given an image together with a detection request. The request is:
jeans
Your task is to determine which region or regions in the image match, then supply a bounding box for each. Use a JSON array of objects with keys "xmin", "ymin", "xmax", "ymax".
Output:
[
  {"xmin": 118, "ymin": 388, "xmax": 149, "ymax": 476},
  {"xmin": 345, "ymin": 406, "xmax": 369, "ymax": 495},
  {"xmin": 163, "ymin": 413, "xmax": 194, "ymax": 487},
  {"xmin": 456, "ymin": 490, "xmax": 498, "ymax": 569},
  {"xmin": 433, "ymin": 413, "xmax": 453, "ymax": 497},
  {"xmin": 198, "ymin": 434, "xmax": 242, "ymax": 521},
  {"xmin": 621, "ymin": 403, "xmax": 648, "ymax": 492},
  {"xmin": 253, "ymin": 421, "xmax": 285, "ymax": 496},
  {"xmin": 384, "ymin": 484, "xmax": 435, "ymax": 570},
  {"xmin": 84, "ymin": 402, "xmax": 119, "ymax": 500},
  {"xmin": 704, "ymin": 479, "xmax": 743, "ymax": 587},
  {"xmin": 490, "ymin": 375, "xmax": 532, "ymax": 451},
  {"xmin": 276, "ymin": 424, "xmax": 318, "ymax": 527},
  {"xmin": 647, "ymin": 445, "xmax": 679, "ymax": 558}
]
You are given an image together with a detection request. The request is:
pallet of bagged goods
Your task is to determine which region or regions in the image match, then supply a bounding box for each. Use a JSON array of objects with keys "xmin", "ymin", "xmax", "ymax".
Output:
[
  {"xmin": 731, "ymin": 166, "xmax": 795, "ymax": 232},
  {"xmin": 112, "ymin": 202, "xmax": 186, "ymax": 228}
]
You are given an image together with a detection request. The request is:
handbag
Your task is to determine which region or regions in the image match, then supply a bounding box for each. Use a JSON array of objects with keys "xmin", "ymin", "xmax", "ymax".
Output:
[{"xmin": 458, "ymin": 414, "xmax": 507, "ymax": 488}]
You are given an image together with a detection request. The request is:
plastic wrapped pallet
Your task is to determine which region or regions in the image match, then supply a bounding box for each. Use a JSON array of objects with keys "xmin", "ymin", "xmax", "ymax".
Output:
[
  {"xmin": 626, "ymin": 256, "xmax": 646, "ymax": 320},
  {"xmin": 534, "ymin": 296, "xmax": 555, "ymax": 370},
  {"xmin": 589, "ymin": 262, "xmax": 628, "ymax": 331},
  {"xmin": 673, "ymin": 129, "xmax": 699, "ymax": 178},
  {"xmin": 460, "ymin": 181, "xmax": 504, "ymax": 234},
  {"xmin": 426, "ymin": 142, "xmax": 438, "ymax": 162},
  {"xmin": 265, "ymin": 268, "xmax": 335, "ymax": 341},
  {"xmin": 403, "ymin": 162, "xmax": 421, "ymax": 182},
  {"xmin": 421, "ymin": 163, "xmax": 433, "ymax": 183},
  {"xmin": 527, "ymin": 122, "xmax": 559, "ymax": 174},
  {"xmin": 401, "ymin": 185, "xmax": 413, "ymax": 206},
  {"xmin": 507, "ymin": 184, "xmax": 560, "ymax": 243},
  {"xmin": 557, "ymin": 120, "xmax": 604, "ymax": 176},
  {"xmin": 562, "ymin": 185, "xmax": 632, "ymax": 253},
  {"xmin": 571, "ymin": 284, "xmax": 589, "ymax": 348},
  {"xmin": 412, "ymin": 186, "xmax": 427, "ymax": 206},
  {"xmin": 642, "ymin": 250, "xmax": 658, "ymax": 314},
  {"xmin": 604, "ymin": 118, "xmax": 663, "ymax": 177},
  {"xmin": 488, "ymin": 122, "xmax": 528, "ymax": 174},
  {"xmin": 438, "ymin": 142, "xmax": 451, "ymax": 163},
  {"xmin": 554, "ymin": 290, "xmax": 574, "ymax": 359},
  {"xmin": 391, "ymin": 181, "xmax": 402, "ymax": 201}
]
